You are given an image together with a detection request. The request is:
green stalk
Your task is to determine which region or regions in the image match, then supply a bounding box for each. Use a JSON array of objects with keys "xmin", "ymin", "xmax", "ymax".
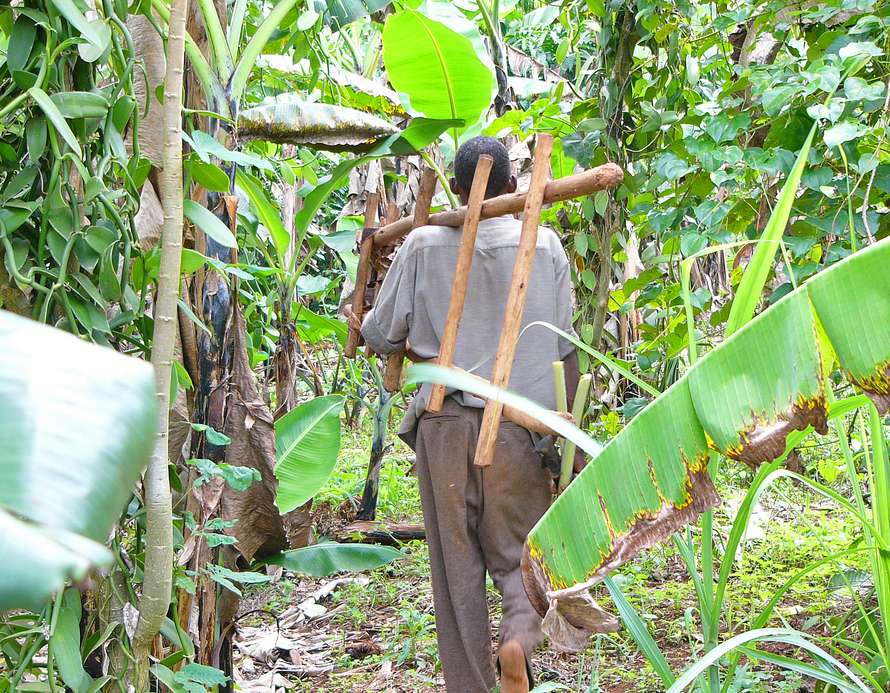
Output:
[
  {"xmin": 552, "ymin": 360, "xmax": 568, "ymax": 413},
  {"xmin": 559, "ymin": 374, "xmax": 591, "ymax": 492},
  {"xmin": 421, "ymin": 151, "xmax": 459, "ymax": 208},
  {"xmin": 196, "ymin": 0, "xmax": 231, "ymax": 81},
  {"xmin": 681, "ymin": 256, "xmax": 718, "ymax": 690},
  {"xmin": 867, "ymin": 403, "xmax": 890, "ymax": 664},
  {"xmin": 229, "ymin": 0, "xmax": 301, "ymax": 104}
]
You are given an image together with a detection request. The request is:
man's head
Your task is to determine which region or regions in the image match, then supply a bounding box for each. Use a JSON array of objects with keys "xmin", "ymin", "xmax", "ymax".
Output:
[{"xmin": 450, "ymin": 136, "xmax": 517, "ymax": 204}]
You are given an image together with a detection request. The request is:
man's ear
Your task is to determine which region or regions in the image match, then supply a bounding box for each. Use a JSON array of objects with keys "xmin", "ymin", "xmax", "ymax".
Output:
[
  {"xmin": 449, "ymin": 177, "xmax": 460, "ymax": 196},
  {"xmin": 506, "ymin": 175, "xmax": 518, "ymax": 194}
]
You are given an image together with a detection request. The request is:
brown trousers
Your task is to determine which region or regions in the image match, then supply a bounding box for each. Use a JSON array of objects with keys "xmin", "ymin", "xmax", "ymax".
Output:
[{"xmin": 414, "ymin": 399, "xmax": 552, "ymax": 693}]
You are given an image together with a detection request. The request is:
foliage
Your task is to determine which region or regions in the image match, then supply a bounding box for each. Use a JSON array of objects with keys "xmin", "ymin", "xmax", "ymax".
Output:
[
  {"xmin": 0, "ymin": 311, "xmax": 155, "ymax": 611},
  {"xmin": 275, "ymin": 394, "xmax": 346, "ymax": 512},
  {"xmin": 263, "ymin": 541, "xmax": 404, "ymax": 577}
]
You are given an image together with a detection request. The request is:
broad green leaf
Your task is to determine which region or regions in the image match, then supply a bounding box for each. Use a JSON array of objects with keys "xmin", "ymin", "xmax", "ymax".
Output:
[
  {"xmin": 0, "ymin": 312, "xmax": 156, "ymax": 611},
  {"xmin": 185, "ymin": 130, "xmax": 273, "ymax": 171},
  {"xmin": 527, "ymin": 376, "xmax": 716, "ymax": 588},
  {"xmin": 388, "ymin": 117, "xmax": 463, "ymax": 155},
  {"xmin": 525, "ymin": 237, "xmax": 890, "ymax": 636},
  {"xmin": 824, "ymin": 120, "xmax": 864, "ymax": 148},
  {"xmin": 264, "ymin": 542, "xmax": 403, "ymax": 576},
  {"xmin": 382, "ymin": 9, "xmax": 494, "ymax": 132},
  {"xmin": 178, "ymin": 663, "xmax": 228, "ymax": 686},
  {"xmin": 189, "ymin": 160, "xmax": 230, "ymax": 193},
  {"xmin": 725, "ymin": 123, "xmax": 815, "ymax": 336},
  {"xmin": 8, "ymin": 16, "xmax": 36, "ymax": 73},
  {"xmin": 235, "ymin": 170, "xmax": 290, "ymax": 263},
  {"xmin": 296, "ymin": 306, "xmax": 348, "ymax": 346},
  {"xmin": 50, "ymin": 589, "xmax": 93, "ymax": 693},
  {"xmin": 691, "ymin": 291, "xmax": 827, "ymax": 468},
  {"xmin": 321, "ymin": 228, "xmax": 359, "ymax": 281},
  {"xmin": 29, "ymin": 87, "xmax": 82, "ymax": 158},
  {"xmin": 808, "ymin": 239, "xmax": 890, "ymax": 410},
  {"xmin": 47, "ymin": 0, "xmax": 111, "ymax": 62},
  {"xmin": 274, "ymin": 395, "xmax": 345, "ymax": 513},
  {"xmin": 236, "ymin": 94, "xmax": 398, "ymax": 152},
  {"xmin": 49, "ymin": 91, "xmax": 109, "ymax": 119},
  {"xmin": 183, "ymin": 199, "xmax": 236, "ymax": 248},
  {"xmin": 844, "ymin": 77, "xmax": 885, "ymax": 102}
]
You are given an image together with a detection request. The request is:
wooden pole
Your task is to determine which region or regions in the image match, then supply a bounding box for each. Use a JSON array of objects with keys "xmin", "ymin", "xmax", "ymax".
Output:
[
  {"xmin": 372, "ymin": 162, "xmax": 623, "ymax": 248},
  {"xmin": 382, "ymin": 167, "xmax": 438, "ymax": 392},
  {"xmin": 345, "ymin": 193, "xmax": 379, "ymax": 358},
  {"xmin": 364, "ymin": 201, "xmax": 400, "ymax": 358},
  {"xmin": 426, "ymin": 154, "xmax": 493, "ymax": 412},
  {"xmin": 473, "ymin": 134, "xmax": 554, "ymax": 467}
]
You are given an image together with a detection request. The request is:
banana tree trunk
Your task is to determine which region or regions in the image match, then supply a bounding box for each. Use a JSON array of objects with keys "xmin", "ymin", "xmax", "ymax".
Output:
[{"xmin": 130, "ymin": 0, "xmax": 188, "ymax": 683}]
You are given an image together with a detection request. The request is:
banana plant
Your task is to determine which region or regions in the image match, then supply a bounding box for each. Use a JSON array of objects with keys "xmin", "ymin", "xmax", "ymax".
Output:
[
  {"xmin": 0, "ymin": 311, "xmax": 156, "ymax": 611},
  {"xmin": 521, "ymin": 235, "xmax": 890, "ymax": 633}
]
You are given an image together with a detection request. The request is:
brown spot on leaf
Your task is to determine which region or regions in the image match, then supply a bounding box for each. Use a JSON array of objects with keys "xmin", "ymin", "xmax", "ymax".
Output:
[
  {"xmin": 724, "ymin": 395, "xmax": 828, "ymax": 469},
  {"xmin": 849, "ymin": 360, "xmax": 890, "ymax": 415}
]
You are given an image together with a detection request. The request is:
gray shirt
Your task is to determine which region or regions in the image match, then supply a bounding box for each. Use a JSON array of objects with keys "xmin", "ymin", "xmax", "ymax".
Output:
[{"xmin": 361, "ymin": 214, "xmax": 576, "ymax": 448}]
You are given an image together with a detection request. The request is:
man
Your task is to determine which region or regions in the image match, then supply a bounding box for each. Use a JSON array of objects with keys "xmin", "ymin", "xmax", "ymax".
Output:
[{"xmin": 357, "ymin": 136, "xmax": 579, "ymax": 693}]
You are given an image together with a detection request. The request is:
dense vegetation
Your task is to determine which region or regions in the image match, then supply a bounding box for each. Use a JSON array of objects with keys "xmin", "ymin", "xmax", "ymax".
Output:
[{"xmin": 1, "ymin": 0, "xmax": 889, "ymax": 690}]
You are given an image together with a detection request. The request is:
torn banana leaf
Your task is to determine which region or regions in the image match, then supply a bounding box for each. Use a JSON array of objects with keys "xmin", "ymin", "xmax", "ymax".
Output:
[
  {"xmin": 807, "ymin": 239, "xmax": 890, "ymax": 413},
  {"xmin": 237, "ymin": 94, "xmax": 399, "ymax": 152},
  {"xmin": 0, "ymin": 311, "xmax": 156, "ymax": 610},
  {"xmin": 524, "ymin": 237, "xmax": 890, "ymax": 641},
  {"xmin": 689, "ymin": 290, "xmax": 828, "ymax": 468}
]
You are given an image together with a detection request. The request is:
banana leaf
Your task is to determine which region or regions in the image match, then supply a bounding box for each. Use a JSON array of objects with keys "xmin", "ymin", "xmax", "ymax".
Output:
[
  {"xmin": 520, "ymin": 237, "xmax": 890, "ymax": 640},
  {"xmin": 236, "ymin": 94, "xmax": 398, "ymax": 152},
  {"xmin": 0, "ymin": 311, "xmax": 156, "ymax": 611}
]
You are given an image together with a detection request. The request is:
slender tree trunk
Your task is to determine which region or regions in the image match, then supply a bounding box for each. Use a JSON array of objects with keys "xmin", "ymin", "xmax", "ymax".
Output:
[{"xmin": 131, "ymin": 0, "xmax": 188, "ymax": 683}]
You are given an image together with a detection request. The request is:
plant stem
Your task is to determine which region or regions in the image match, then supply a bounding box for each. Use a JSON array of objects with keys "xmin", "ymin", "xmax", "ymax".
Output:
[
  {"xmin": 130, "ymin": 0, "xmax": 188, "ymax": 683},
  {"xmin": 421, "ymin": 151, "xmax": 458, "ymax": 208}
]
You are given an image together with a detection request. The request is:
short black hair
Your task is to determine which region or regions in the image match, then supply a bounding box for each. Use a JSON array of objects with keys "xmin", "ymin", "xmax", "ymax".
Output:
[{"xmin": 454, "ymin": 136, "xmax": 512, "ymax": 198}]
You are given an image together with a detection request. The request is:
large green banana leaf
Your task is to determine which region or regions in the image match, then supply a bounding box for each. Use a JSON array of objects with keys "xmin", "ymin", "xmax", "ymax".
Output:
[
  {"xmin": 274, "ymin": 395, "xmax": 345, "ymax": 513},
  {"xmin": 382, "ymin": 7, "xmax": 495, "ymax": 133},
  {"xmin": 522, "ymin": 237, "xmax": 890, "ymax": 634},
  {"xmin": 0, "ymin": 311, "xmax": 156, "ymax": 611},
  {"xmin": 237, "ymin": 94, "xmax": 398, "ymax": 152}
]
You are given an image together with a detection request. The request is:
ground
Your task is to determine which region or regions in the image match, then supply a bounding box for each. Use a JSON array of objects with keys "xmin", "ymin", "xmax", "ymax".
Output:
[{"xmin": 236, "ymin": 411, "xmax": 869, "ymax": 692}]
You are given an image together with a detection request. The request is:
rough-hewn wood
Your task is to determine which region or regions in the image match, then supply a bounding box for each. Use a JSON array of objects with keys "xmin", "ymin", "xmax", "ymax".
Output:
[
  {"xmin": 372, "ymin": 163, "xmax": 623, "ymax": 248},
  {"xmin": 474, "ymin": 135, "xmax": 554, "ymax": 467},
  {"xmin": 335, "ymin": 521, "xmax": 426, "ymax": 546},
  {"xmin": 427, "ymin": 155, "xmax": 493, "ymax": 412},
  {"xmin": 383, "ymin": 167, "xmax": 438, "ymax": 392},
  {"xmin": 345, "ymin": 194, "xmax": 379, "ymax": 358}
]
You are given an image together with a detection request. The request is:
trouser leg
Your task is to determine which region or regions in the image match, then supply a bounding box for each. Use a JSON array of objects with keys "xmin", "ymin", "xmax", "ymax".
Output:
[
  {"xmin": 478, "ymin": 422, "xmax": 553, "ymax": 657},
  {"xmin": 415, "ymin": 403, "xmax": 496, "ymax": 693}
]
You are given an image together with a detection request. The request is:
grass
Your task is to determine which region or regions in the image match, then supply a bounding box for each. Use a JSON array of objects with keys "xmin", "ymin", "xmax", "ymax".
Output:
[{"xmin": 240, "ymin": 409, "xmax": 873, "ymax": 692}]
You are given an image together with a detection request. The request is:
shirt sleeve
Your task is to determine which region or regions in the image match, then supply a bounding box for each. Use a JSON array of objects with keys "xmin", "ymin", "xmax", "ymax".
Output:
[
  {"xmin": 360, "ymin": 240, "xmax": 417, "ymax": 356},
  {"xmin": 553, "ymin": 239, "xmax": 577, "ymax": 359}
]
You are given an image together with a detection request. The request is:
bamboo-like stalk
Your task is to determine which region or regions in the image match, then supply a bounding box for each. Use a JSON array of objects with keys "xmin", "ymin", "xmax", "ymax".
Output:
[
  {"xmin": 552, "ymin": 361, "xmax": 568, "ymax": 414},
  {"xmin": 131, "ymin": 0, "xmax": 188, "ymax": 682},
  {"xmin": 559, "ymin": 374, "xmax": 591, "ymax": 492}
]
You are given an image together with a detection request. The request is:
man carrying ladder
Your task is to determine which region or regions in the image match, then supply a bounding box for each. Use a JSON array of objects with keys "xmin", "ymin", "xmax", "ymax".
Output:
[{"xmin": 353, "ymin": 136, "xmax": 581, "ymax": 692}]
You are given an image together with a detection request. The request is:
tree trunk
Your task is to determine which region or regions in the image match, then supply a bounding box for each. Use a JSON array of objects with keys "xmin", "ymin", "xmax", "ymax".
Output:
[{"xmin": 131, "ymin": 0, "xmax": 188, "ymax": 683}]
